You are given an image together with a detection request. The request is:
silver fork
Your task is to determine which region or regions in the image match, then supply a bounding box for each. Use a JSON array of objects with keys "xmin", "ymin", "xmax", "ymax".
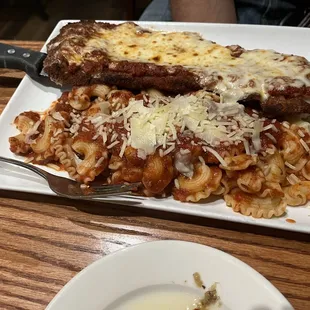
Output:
[{"xmin": 0, "ymin": 156, "xmax": 141, "ymax": 199}]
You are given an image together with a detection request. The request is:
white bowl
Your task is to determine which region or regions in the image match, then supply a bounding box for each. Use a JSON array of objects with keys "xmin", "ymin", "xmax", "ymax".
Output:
[{"xmin": 46, "ymin": 240, "xmax": 292, "ymax": 310}]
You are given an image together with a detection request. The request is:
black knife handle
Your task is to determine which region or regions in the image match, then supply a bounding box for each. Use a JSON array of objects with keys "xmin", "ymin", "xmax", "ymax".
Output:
[{"xmin": 0, "ymin": 43, "xmax": 46, "ymax": 78}]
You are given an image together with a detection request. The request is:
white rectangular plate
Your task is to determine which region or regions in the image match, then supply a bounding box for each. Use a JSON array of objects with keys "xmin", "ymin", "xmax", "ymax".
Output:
[{"xmin": 1, "ymin": 20, "xmax": 310, "ymax": 233}]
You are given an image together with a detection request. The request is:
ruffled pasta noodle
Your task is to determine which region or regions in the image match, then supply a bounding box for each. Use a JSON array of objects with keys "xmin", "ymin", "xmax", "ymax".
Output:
[
  {"xmin": 283, "ymin": 181, "xmax": 310, "ymax": 206},
  {"xmin": 257, "ymin": 182, "xmax": 284, "ymax": 199},
  {"xmin": 302, "ymin": 160, "xmax": 310, "ymax": 180},
  {"xmin": 85, "ymin": 100, "xmax": 110, "ymax": 117},
  {"xmin": 30, "ymin": 116, "xmax": 48, "ymax": 151},
  {"xmin": 124, "ymin": 146, "xmax": 145, "ymax": 167},
  {"xmin": 108, "ymin": 89, "xmax": 133, "ymax": 111},
  {"xmin": 144, "ymin": 88, "xmax": 164, "ymax": 99},
  {"xmin": 72, "ymin": 139, "xmax": 108, "ymax": 183},
  {"xmin": 68, "ymin": 85, "xmax": 111, "ymax": 111},
  {"xmin": 280, "ymin": 127, "xmax": 305, "ymax": 165},
  {"xmin": 237, "ymin": 168, "xmax": 265, "ymax": 194},
  {"xmin": 14, "ymin": 112, "xmax": 40, "ymax": 134},
  {"xmin": 109, "ymin": 154, "xmax": 124, "ymax": 171},
  {"xmin": 54, "ymin": 138, "xmax": 79, "ymax": 180},
  {"xmin": 221, "ymin": 154, "xmax": 258, "ymax": 171},
  {"xmin": 142, "ymin": 152, "xmax": 174, "ymax": 194},
  {"xmin": 224, "ymin": 188, "xmax": 287, "ymax": 218},
  {"xmin": 109, "ymin": 152, "xmax": 144, "ymax": 183},
  {"xmin": 257, "ymin": 151, "xmax": 285, "ymax": 183},
  {"xmin": 122, "ymin": 166, "xmax": 144, "ymax": 183},
  {"xmin": 9, "ymin": 134, "xmax": 30, "ymax": 155},
  {"xmin": 213, "ymin": 174, "xmax": 237, "ymax": 196},
  {"xmin": 9, "ymin": 112, "xmax": 42, "ymax": 154},
  {"xmin": 174, "ymin": 164, "xmax": 222, "ymax": 202},
  {"xmin": 8, "ymin": 85, "xmax": 310, "ymax": 219}
]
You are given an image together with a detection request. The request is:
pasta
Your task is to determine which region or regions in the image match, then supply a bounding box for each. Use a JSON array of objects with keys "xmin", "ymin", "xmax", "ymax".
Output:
[
  {"xmin": 9, "ymin": 85, "xmax": 310, "ymax": 219},
  {"xmin": 224, "ymin": 188, "xmax": 287, "ymax": 218},
  {"xmin": 142, "ymin": 152, "xmax": 174, "ymax": 195},
  {"xmin": 174, "ymin": 165, "xmax": 222, "ymax": 202}
]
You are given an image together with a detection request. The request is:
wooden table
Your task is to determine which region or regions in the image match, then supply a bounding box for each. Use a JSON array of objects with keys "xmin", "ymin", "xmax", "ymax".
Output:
[{"xmin": 0, "ymin": 41, "xmax": 309, "ymax": 310}]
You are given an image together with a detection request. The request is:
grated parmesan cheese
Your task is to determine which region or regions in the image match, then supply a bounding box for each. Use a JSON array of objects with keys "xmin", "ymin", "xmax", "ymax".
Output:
[
  {"xmin": 262, "ymin": 124, "xmax": 274, "ymax": 131},
  {"xmin": 24, "ymin": 157, "xmax": 34, "ymax": 163},
  {"xmin": 204, "ymin": 146, "xmax": 227, "ymax": 167},
  {"xmin": 265, "ymin": 132, "xmax": 277, "ymax": 143},
  {"xmin": 163, "ymin": 144, "xmax": 175, "ymax": 156},
  {"xmin": 287, "ymin": 174, "xmax": 301, "ymax": 185},
  {"xmin": 300, "ymin": 138, "xmax": 310, "ymax": 152},
  {"xmin": 252, "ymin": 120, "xmax": 262, "ymax": 151},
  {"xmin": 63, "ymin": 89, "xmax": 279, "ymax": 174},
  {"xmin": 180, "ymin": 148, "xmax": 191, "ymax": 155},
  {"xmin": 95, "ymin": 156, "xmax": 106, "ymax": 168},
  {"xmin": 119, "ymin": 138, "xmax": 127, "ymax": 158},
  {"xmin": 101, "ymin": 131, "xmax": 108, "ymax": 144},
  {"xmin": 137, "ymin": 148, "xmax": 147, "ymax": 160},
  {"xmin": 298, "ymin": 129, "xmax": 305, "ymax": 138},
  {"xmin": 174, "ymin": 178, "xmax": 180, "ymax": 189},
  {"xmin": 285, "ymin": 161, "xmax": 297, "ymax": 170},
  {"xmin": 107, "ymin": 140, "xmax": 120, "ymax": 149},
  {"xmin": 52, "ymin": 111, "xmax": 65, "ymax": 121},
  {"xmin": 243, "ymin": 139, "xmax": 250, "ymax": 155},
  {"xmin": 25, "ymin": 120, "xmax": 41, "ymax": 141},
  {"xmin": 111, "ymin": 132, "xmax": 118, "ymax": 142},
  {"xmin": 198, "ymin": 156, "xmax": 205, "ymax": 165}
]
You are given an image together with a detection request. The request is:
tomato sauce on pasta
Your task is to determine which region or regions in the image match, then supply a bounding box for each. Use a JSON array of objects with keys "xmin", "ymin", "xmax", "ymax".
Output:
[{"xmin": 9, "ymin": 85, "xmax": 310, "ymax": 219}]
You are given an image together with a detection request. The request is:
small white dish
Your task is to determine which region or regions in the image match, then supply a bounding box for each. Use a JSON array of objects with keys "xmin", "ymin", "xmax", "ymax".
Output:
[{"xmin": 46, "ymin": 240, "xmax": 292, "ymax": 310}]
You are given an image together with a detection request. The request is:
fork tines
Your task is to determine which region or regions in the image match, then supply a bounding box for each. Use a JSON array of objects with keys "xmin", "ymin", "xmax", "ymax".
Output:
[{"xmin": 89, "ymin": 182, "xmax": 141, "ymax": 195}]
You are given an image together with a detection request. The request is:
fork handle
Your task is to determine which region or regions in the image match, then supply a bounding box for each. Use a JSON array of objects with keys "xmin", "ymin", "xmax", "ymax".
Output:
[{"xmin": 0, "ymin": 156, "xmax": 49, "ymax": 180}]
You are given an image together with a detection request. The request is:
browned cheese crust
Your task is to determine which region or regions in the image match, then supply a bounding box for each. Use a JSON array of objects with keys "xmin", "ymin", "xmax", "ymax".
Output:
[{"xmin": 43, "ymin": 21, "xmax": 310, "ymax": 116}]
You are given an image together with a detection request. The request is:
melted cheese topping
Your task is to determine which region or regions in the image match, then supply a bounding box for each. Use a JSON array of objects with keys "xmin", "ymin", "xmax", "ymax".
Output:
[
  {"xmin": 61, "ymin": 22, "xmax": 310, "ymax": 102},
  {"xmin": 89, "ymin": 24, "xmax": 232, "ymax": 66}
]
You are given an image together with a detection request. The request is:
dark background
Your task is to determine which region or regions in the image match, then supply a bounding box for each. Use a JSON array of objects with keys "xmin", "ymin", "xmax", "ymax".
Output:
[{"xmin": 0, "ymin": 0, "xmax": 152, "ymax": 40}]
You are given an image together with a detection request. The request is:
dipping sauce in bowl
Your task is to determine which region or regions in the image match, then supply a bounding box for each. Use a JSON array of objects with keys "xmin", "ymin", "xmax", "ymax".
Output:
[
  {"xmin": 106, "ymin": 283, "xmax": 220, "ymax": 310},
  {"xmin": 114, "ymin": 289, "xmax": 201, "ymax": 310}
]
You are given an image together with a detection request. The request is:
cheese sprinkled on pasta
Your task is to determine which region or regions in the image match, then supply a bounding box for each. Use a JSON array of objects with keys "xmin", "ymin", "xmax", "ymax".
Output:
[
  {"xmin": 10, "ymin": 85, "xmax": 310, "ymax": 219},
  {"xmin": 85, "ymin": 90, "xmax": 268, "ymax": 158}
]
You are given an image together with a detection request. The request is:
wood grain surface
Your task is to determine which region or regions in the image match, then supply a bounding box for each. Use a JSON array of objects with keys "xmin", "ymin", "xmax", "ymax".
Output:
[{"xmin": 0, "ymin": 41, "xmax": 309, "ymax": 310}]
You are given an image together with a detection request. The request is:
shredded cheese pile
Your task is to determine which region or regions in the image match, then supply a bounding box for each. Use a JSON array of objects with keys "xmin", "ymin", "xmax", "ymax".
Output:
[{"xmin": 68, "ymin": 90, "xmax": 279, "ymax": 163}]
